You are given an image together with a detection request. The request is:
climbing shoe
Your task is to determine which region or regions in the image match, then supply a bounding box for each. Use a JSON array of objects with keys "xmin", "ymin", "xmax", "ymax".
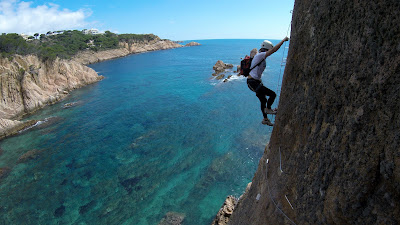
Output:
[
  {"xmin": 261, "ymin": 118, "xmax": 273, "ymax": 126},
  {"xmin": 265, "ymin": 108, "xmax": 277, "ymax": 114}
]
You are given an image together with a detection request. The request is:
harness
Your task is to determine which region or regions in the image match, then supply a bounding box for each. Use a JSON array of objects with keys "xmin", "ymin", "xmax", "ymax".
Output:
[{"xmin": 247, "ymin": 77, "xmax": 263, "ymax": 93}]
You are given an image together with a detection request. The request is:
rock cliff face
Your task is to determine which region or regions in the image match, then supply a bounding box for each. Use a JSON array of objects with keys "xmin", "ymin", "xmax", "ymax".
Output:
[
  {"xmin": 73, "ymin": 38, "xmax": 183, "ymax": 65},
  {"xmin": 0, "ymin": 55, "xmax": 103, "ymax": 119},
  {"xmin": 0, "ymin": 55, "xmax": 103, "ymax": 139},
  {"xmin": 227, "ymin": 0, "xmax": 400, "ymax": 224}
]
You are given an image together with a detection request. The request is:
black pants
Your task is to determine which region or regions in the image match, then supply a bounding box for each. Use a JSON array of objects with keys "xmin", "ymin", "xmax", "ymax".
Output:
[{"xmin": 247, "ymin": 78, "xmax": 276, "ymax": 118}]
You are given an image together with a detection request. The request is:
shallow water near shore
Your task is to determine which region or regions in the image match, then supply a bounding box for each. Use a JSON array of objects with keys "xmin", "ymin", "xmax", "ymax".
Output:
[{"xmin": 0, "ymin": 39, "xmax": 287, "ymax": 224}]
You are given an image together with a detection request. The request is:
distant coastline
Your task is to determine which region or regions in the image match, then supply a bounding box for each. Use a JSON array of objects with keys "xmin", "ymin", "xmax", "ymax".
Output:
[{"xmin": 0, "ymin": 32, "xmax": 200, "ymax": 140}]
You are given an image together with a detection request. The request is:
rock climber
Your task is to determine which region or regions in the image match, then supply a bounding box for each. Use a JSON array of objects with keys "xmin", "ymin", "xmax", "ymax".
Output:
[{"xmin": 247, "ymin": 37, "xmax": 289, "ymax": 126}]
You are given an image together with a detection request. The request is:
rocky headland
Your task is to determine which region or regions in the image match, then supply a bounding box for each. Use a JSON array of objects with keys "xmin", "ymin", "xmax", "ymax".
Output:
[
  {"xmin": 0, "ymin": 37, "xmax": 186, "ymax": 140},
  {"xmin": 73, "ymin": 38, "xmax": 184, "ymax": 65},
  {"xmin": 0, "ymin": 54, "xmax": 104, "ymax": 139},
  {"xmin": 217, "ymin": 0, "xmax": 400, "ymax": 224}
]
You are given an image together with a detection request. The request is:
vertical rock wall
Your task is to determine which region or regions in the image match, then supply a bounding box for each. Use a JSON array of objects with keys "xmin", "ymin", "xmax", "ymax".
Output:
[{"xmin": 228, "ymin": 0, "xmax": 400, "ymax": 224}]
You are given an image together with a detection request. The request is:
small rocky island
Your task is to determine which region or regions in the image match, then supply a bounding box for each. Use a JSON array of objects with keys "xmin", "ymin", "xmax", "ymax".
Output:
[
  {"xmin": 184, "ymin": 42, "xmax": 201, "ymax": 47},
  {"xmin": 212, "ymin": 60, "xmax": 238, "ymax": 82}
]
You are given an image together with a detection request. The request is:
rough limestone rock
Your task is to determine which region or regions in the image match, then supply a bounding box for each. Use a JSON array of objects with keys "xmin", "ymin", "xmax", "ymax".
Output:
[
  {"xmin": 0, "ymin": 118, "xmax": 38, "ymax": 139},
  {"xmin": 0, "ymin": 55, "xmax": 103, "ymax": 119},
  {"xmin": 211, "ymin": 196, "xmax": 238, "ymax": 225},
  {"xmin": 215, "ymin": 74, "xmax": 225, "ymax": 80},
  {"xmin": 227, "ymin": 0, "xmax": 400, "ymax": 224},
  {"xmin": 0, "ymin": 55, "xmax": 103, "ymax": 139},
  {"xmin": 184, "ymin": 42, "xmax": 201, "ymax": 47},
  {"xmin": 213, "ymin": 60, "xmax": 234, "ymax": 74}
]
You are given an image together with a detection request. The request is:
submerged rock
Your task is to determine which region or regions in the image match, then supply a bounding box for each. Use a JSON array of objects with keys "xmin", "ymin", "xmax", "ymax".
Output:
[
  {"xmin": 54, "ymin": 205, "xmax": 65, "ymax": 218},
  {"xmin": 79, "ymin": 200, "xmax": 96, "ymax": 215},
  {"xmin": 120, "ymin": 176, "xmax": 143, "ymax": 194},
  {"xmin": 62, "ymin": 101, "xmax": 81, "ymax": 109},
  {"xmin": 223, "ymin": 75, "xmax": 233, "ymax": 83},
  {"xmin": 0, "ymin": 167, "xmax": 11, "ymax": 180},
  {"xmin": 33, "ymin": 117, "xmax": 63, "ymax": 130},
  {"xmin": 158, "ymin": 212, "xmax": 185, "ymax": 225},
  {"xmin": 17, "ymin": 149, "xmax": 43, "ymax": 163}
]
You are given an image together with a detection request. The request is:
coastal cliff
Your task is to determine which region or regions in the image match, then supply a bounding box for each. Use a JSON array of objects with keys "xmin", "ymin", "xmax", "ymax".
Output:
[
  {"xmin": 0, "ymin": 55, "xmax": 103, "ymax": 120},
  {"xmin": 0, "ymin": 37, "xmax": 185, "ymax": 139},
  {"xmin": 222, "ymin": 0, "xmax": 400, "ymax": 224},
  {"xmin": 73, "ymin": 38, "xmax": 183, "ymax": 65}
]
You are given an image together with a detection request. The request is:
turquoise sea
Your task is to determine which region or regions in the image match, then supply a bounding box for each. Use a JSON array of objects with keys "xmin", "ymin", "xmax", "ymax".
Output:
[{"xmin": 0, "ymin": 39, "xmax": 288, "ymax": 225}]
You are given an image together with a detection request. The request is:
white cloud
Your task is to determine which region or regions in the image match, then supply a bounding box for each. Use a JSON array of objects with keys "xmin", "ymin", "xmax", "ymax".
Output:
[{"xmin": 0, "ymin": 0, "xmax": 91, "ymax": 35}]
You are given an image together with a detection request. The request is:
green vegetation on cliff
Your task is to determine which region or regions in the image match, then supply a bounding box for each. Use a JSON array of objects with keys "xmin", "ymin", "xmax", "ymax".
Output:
[{"xmin": 0, "ymin": 31, "xmax": 159, "ymax": 61}]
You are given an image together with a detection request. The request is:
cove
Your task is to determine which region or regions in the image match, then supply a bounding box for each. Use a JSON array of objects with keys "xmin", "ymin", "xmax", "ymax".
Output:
[{"xmin": 0, "ymin": 39, "xmax": 286, "ymax": 225}]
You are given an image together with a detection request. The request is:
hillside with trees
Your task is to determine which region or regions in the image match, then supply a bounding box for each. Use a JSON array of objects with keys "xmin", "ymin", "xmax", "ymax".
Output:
[{"xmin": 0, "ymin": 30, "xmax": 159, "ymax": 61}]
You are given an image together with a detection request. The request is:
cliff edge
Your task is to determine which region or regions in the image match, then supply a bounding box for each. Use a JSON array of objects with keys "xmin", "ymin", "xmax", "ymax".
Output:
[{"xmin": 226, "ymin": 0, "xmax": 400, "ymax": 224}]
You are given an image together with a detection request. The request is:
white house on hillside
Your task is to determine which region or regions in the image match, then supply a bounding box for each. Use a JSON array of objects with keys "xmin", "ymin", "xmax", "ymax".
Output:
[
  {"xmin": 82, "ymin": 28, "xmax": 100, "ymax": 35},
  {"xmin": 20, "ymin": 33, "xmax": 30, "ymax": 40}
]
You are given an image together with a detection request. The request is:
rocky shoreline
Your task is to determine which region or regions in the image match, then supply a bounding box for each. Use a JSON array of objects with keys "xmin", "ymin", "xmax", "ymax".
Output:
[
  {"xmin": 0, "ymin": 39, "xmax": 200, "ymax": 140},
  {"xmin": 73, "ymin": 39, "xmax": 187, "ymax": 65}
]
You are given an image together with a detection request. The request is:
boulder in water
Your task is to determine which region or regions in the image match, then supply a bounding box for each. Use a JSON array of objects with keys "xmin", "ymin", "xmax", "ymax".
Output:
[
  {"xmin": 63, "ymin": 102, "xmax": 77, "ymax": 108},
  {"xmin": 215, "ymin": 74, "xmax": 225, "ymax": 80},
  {"xmin": 213, "ymin": 60, "xmax": 233, "ymax": 74}
]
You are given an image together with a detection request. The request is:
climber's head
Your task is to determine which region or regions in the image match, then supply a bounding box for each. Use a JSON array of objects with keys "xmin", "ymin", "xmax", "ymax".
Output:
[{"xmin": 260, "ymin": 40, "xmax": 273, "ymax": 52}]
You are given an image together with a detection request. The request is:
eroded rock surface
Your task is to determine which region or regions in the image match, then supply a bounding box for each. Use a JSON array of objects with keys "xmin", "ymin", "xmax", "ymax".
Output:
[
  {"xmin": 211, "ymin": 196, "xmax": 238, "ymax": 225},
  {"xmin": 227, "ymin": 0, "xmax": 400, "ymax": 224}
]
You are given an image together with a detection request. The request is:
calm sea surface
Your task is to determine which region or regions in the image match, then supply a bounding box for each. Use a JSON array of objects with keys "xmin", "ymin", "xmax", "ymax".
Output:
[{"xmin": 0, "ymin": 39, "xmax": 288, "ymax": 224}]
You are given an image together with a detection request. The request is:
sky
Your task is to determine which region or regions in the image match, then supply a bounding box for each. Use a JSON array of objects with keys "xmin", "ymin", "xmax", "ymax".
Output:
[{"xmin": 0, "ymin": 0, "xmax": 295, "ymax": 40}]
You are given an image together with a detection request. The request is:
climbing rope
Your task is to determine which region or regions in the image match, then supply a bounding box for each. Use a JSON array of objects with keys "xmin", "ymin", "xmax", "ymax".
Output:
[
  {"xmin": 276, "ymin": 10, "xmax": 292, "ymax": 98},
  {"xmin": 270, "ymin": 10, "xmax": 293, "ymax": 123}
]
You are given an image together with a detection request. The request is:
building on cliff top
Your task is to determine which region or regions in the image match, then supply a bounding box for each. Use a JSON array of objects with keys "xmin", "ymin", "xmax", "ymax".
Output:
[{"xmin": 82, "ymin": 28, "xmax": 100, "ymax": 35}]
